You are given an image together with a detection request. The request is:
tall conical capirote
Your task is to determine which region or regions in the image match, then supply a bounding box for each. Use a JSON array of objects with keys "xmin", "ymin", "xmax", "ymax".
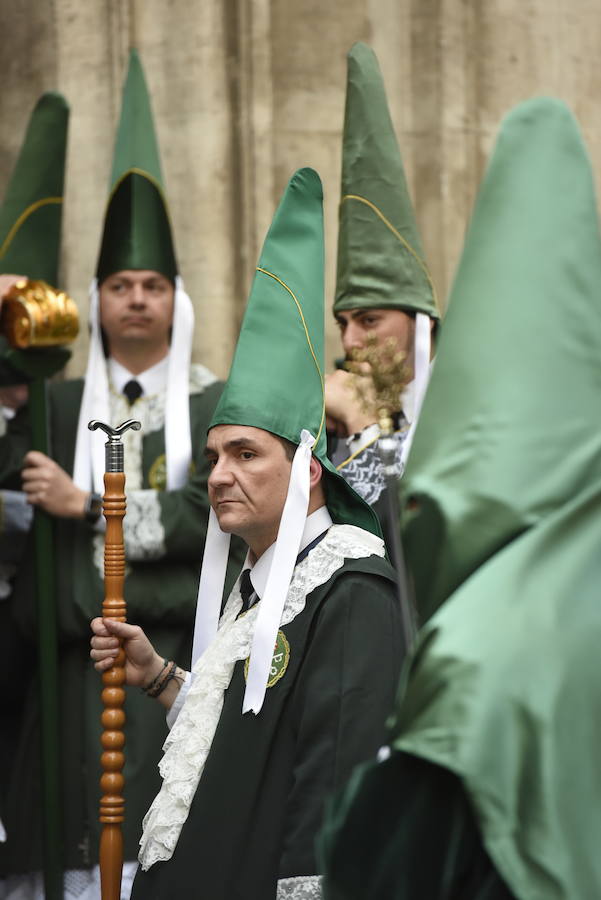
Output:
[
  {"xmin": 210, "ymin": 166, "xmax": 381, "ymax": 536},
  {"xmin": 388, "ymin": 103, "xmax": 601, "ymax": 900},
  {"xmin": 96, "ymin": 48, "xmax": 177, "ymax": 282},
  {"xmin": 0, "ymin": 92, "xmax": 69, "ymax": 284},
  {"xmin": 334, "ymin": 43, "xmax": 438, "ymax": 319},
  {"xmin": 400, "ymin": 97, "xmax": 601, "ymax": 622}
]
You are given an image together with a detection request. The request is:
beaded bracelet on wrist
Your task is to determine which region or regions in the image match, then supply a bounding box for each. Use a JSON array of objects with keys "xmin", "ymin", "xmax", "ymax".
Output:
[
  {"xmin": 147, "ymin": 660, "xmax": 178, "ymax": 699},
  {"xmin": 141, "ymin": 658, "xmax": 169, "ymax": 695}
]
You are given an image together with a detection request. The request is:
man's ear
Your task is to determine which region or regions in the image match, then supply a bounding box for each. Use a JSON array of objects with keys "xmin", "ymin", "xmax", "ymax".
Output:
[{"xmin": 309, "ymin": 455, "xmax": 323, "ymax": 489}]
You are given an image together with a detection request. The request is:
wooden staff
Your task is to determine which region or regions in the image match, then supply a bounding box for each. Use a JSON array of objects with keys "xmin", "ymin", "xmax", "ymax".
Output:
[
  {"xmin": 376, "ymin": 420, "xmax": 417, "ymax": 652},
  {"xmin": 88, "ymin": 418, "xmax": 141, "ymax": 900}
]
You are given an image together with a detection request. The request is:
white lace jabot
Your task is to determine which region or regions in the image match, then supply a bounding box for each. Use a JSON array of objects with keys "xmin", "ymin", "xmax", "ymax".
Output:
[{"xmin": 138, "ymin": 524, "xmax": 385, "ymax": 871}]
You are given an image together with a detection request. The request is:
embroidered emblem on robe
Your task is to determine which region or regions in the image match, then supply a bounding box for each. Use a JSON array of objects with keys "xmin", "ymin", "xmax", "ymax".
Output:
[
  {"xmin": 245, "ymin": 630, "xmax": 290, "ymax": 688},
  {"xmin": 148, "ymin": 454, "xmax": 167, "ymax": 490},
  {"xmin": 148, "ymin": 453, "xmax": 195, "ymax": 490}
]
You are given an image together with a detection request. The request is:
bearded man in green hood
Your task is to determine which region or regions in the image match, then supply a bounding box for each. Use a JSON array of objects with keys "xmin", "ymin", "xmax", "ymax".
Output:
[{"xmin": 326, "ymin": 44, "xmax": 438, "ymax": 555}]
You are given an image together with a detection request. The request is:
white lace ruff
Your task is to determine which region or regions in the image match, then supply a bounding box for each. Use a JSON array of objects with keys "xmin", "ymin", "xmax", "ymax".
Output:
[
  {"xmin": 123, "ymin": 491, "xmax": 166, "ymax": 561},
  {"xmin": 138, "ymin": 525, "xmax": 384, "ymax": 871},
  {"xmin": 0, "ymin": 862, "xmax": 137, "ymax": 900},
  {"xmin": 277, "ymin": 875, "xmax": 322, "ymax": 899},
  {"xmin": 92, "ymin": 364, "xmax": 216, "ymax": 576}
]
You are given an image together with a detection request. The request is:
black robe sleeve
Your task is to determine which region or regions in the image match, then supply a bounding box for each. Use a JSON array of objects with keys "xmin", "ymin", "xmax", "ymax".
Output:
[{"xmin": 279, "ymin": 569, "xmax": 403, "ymax": 879}]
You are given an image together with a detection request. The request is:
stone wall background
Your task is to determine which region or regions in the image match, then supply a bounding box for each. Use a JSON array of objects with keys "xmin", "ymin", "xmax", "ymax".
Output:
[{"xmin": 1, "ymin": 0, "xmax": 600, "ymax": 377}]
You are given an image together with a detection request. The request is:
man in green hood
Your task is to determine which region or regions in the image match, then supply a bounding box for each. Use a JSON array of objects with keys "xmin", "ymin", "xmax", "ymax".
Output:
[
  {"xmin": 90, "ymin": 168, "xmax": 402, "ymax": 900},
  {"xmin": 326, "ymin": 44, "xmax": 438, "ymax": 550},
  {"xmin": 0, "ymin": 90, "xmax": 70, "ymax": 899},
  {"xmin": 0, "ymin": 52, "xmax": 243, "ymax": 899}
]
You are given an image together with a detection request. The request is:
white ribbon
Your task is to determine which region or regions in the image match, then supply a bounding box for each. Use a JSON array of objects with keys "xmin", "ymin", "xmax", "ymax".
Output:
[
  {"xmin": 191, "ymin": 508, "xmax": 232, "ymax": 666},
  {"xmin": 72, "ymin": 279, "xmax": 110, "ymax": 493},
  {"xmin": 243, "ymin": 429, "xmax": 314, "ymax": 714},
  {"xmin": 400, "ymin": 312, "xmax": 431, "ymax": 468},
  {"xmin": 165, "ymin": 277, "xmax": 194, "ymax": 489}
]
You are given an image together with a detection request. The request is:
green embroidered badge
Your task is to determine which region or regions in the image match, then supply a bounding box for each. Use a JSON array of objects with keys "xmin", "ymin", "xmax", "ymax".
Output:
[
  {"xmin": 148, "ymin": 454, "xmax": 196, "ymax": 490},
  {"xmin": 244, "ymin": 630, "xmax": 290, "ymax": 688},
  {"xmin": 148, "ymin": 454, "xmax": 167, "ymax": 490}
]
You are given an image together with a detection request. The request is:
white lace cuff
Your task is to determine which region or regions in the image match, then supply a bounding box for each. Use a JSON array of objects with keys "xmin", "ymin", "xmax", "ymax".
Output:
[
  {"xmin": 123, "ymin": 490, "xmax": 166, "ymax": 560},
  {"xmin": 189, "ymin": 363, "xmax": 219, "ymax": 395},
  {"xmin": 0, "ymin": 490, "xmax": 33, "ymax": 533},
  {"xmin": 166, "ymin": 671, "xmax": 192, "ymax": 729},
  {"xmin": 277, "ymin": 875, "xmax": 322, "ymax": 899},
  {"xmin": 337, "ymin": 430, "xmax": 407, "ymax": 505},
  {"xmin": 347, "ymin": 423, "xmax": 380, "ymax": 456}
]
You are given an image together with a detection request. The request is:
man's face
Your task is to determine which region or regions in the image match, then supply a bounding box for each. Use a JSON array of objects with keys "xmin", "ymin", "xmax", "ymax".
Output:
[
  {"xmin": 335, "ymin": 307, "xmax": 415, "ymax": 361},
  {"xmin": 99, "ymin": 269, "xmax": 174, "ymax": 351},
  {"xmin": 205, "ymin": 425, "xmax": 293, "ymax": 555}
]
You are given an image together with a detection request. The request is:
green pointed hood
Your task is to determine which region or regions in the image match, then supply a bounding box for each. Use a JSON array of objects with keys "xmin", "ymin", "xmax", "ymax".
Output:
[
  {"xmin": 96, "ymin": 49, "xmax": 177, "ymax": 282},
  {"xmin": 400, "ymin": 97, "xmax": 601, "ymax": 623},
  {"xmin": 334, "ymin": 43, "xmax": 438, "ymax": 318},
  {"xmin": 211, "ymin": 167, "xmax": 381, "ymax": 536},
  {"xmin": 0, "ymin": 92, "xmax": 69, "ymax": 284}
]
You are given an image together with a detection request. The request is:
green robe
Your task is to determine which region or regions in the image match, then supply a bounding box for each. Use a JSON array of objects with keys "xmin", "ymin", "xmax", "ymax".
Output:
[
  {"xmin": 0, "ymin": 368, "xmax": 244, "ymax": 875},
  {"xmin": 132, "ymin": 550, "xmax": 401, "ymax": 900},
  {"xmin": 319, "ymin": 752, "xmax": 514, "ymax": 899}
]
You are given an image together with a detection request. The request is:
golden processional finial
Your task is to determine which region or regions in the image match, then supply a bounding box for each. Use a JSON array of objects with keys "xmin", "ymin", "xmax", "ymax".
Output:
[
  {"xmin": 345, "ymin": 333, "xmax": 411, "ymax": 434},
  {"xmin": 0, "ymin": 277, "xmax": 79, "ymax": 348}
]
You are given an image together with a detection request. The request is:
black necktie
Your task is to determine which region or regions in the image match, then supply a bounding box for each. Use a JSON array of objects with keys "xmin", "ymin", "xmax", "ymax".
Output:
[
  {"xmin": 237, "ymin": 531, "xmax": 328, "ymax": 618},
  {"xmin": 123, "ymin": 379, "xmax": 143, "ymax": 405},
  {"xmin": 239, "ymin": 569, "xmax": 255, "ymax": 614}
]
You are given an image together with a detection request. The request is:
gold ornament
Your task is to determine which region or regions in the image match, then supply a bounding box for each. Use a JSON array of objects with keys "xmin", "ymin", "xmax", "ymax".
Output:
[
  {"xmin": 0, "ymin": 278, "xmax": 79, "ymax": 348},
  {"xmin": 345, "ymin": 333, "xmax": 412, "ymax": 435}
]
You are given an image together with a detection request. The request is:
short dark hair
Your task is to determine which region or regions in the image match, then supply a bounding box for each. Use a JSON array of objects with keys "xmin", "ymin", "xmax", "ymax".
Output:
[{"xmin": 276, "ymin": 435, "xmax": 297, "ymax": 462}]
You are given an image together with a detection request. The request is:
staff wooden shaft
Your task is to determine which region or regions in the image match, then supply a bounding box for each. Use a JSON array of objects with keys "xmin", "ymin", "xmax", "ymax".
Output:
[
  {"xmin": 89, "ymin": 417, "xmax": 141, "ymax": 900},
  {"xmin": 99, "ymin": 471, "xmax": 127, "ymax": 900},
  {"xmin": 30, "ymin": 376, "xmax": 63, "ymax": 900}
]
